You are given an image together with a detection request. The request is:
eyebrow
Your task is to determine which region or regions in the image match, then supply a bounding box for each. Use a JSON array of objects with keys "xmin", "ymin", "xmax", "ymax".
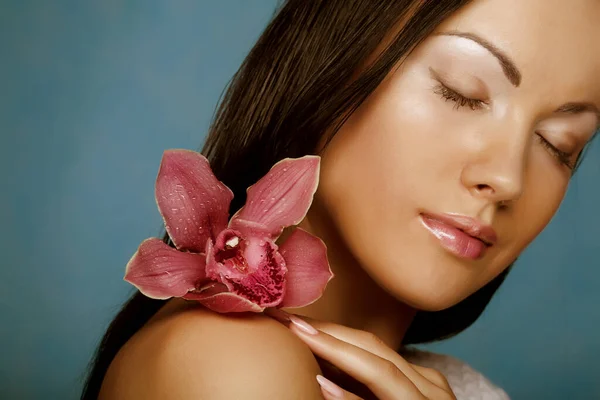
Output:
[
  {"xmin": 437, "ymin": 31, "xmax": 522, "ymax": 87},
  {"xmin": 437, "ymin": 30, "xmax": 600, "ymax": 127},
  {"xmin": 556, "ymin": 102, "xmax": 600, "ymax": 120}
]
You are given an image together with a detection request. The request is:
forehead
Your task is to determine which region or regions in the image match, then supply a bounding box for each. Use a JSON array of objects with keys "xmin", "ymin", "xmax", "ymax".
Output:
[{"xmin": 435, "ymin": 0, "xmax": 600, "ymax": 96}]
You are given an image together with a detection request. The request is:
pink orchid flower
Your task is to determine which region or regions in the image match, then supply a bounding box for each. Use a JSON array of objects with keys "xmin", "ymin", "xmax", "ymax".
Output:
[{"xmin": 124, "ymin": 149, "xmax": 333, "ymax": 313}]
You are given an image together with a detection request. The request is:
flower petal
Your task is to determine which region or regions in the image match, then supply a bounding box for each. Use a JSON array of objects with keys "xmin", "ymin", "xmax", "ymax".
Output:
[
  {"xmin": 278, "ymin": 228, "xmax": 333, "ymax": 308},
  {"xmin": 225, "ymin": 218, "xmax": 271, "ymax": 241},
  {"xmin": 185, "ymin": 288, "xmax": 264, "ymax": 313},
  {"xmin": 156, "ymin": 149, "xmax": 233, "ymax": 252},
  {"xmin": 229, "ymin": 156, "xmax": 320, "ymax": 239},
  {"xmin": 124, "ymin": 238, "xmax": 207, "ymax": 299}
]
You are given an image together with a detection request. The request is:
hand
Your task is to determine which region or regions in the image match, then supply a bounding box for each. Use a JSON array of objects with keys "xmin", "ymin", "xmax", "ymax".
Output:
[{"xmin": 265, "ymin": 309, "xmax": 456, "ymax": 400}]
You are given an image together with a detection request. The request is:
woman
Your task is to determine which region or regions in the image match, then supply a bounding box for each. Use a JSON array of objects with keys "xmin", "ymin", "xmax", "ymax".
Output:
[{"xmin": 82, "ymin": 0, "xmax": 600, "ymax": 398}]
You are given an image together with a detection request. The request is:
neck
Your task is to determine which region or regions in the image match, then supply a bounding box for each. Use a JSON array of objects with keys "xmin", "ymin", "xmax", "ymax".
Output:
[{"xmin": 284, "ymin": 206, "xmax": 416, "ymax": 351}]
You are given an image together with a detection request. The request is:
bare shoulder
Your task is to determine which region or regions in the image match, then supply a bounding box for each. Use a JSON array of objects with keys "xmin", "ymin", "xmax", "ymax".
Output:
[{"xmin": 100, "ymin": 300, "xmax": 323, "ymax": 399}]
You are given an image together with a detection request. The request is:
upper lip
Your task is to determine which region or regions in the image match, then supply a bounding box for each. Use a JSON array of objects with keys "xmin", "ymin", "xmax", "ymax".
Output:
[{"xmin": 421, "ymin": 212, "xmax": 498, "ymax": 246}]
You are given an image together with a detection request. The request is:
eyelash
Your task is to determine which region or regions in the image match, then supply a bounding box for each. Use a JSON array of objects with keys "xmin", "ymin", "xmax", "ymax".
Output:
[
  {"xmin": 433, "ymin": 82, "xmax": 576, "ymax": 170},
  {"xmin": 535, "ymin": 134, "xmax": 575, "ymax": 170},
  {"xmin": 433, "ymin": 83, "xmax": 487, "ymax": 111}
]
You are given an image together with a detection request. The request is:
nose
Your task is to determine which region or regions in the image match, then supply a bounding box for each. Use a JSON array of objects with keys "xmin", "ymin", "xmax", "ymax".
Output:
[{"xmin": 460, "ymin": 134, "xmax": 527, "ymax": 206}]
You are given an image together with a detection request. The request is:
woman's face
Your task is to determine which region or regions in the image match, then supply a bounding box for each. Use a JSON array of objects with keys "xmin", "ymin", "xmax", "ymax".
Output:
[{"xmin": 312, "ymin": 0, "xmax": 600, "ymax": 311}]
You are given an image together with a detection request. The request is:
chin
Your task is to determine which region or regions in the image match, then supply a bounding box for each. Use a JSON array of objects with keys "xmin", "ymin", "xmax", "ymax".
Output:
[
  {"xmin": 365, "ymin": 248, "xmax": 481, "ymax": 312},
  {"xmin": 394, "ymin": 281, "xmax": 471, "ymax": 312},
  {"xmin": 400, "ymin": 288, "xmax": 468, "ymax": 312}
]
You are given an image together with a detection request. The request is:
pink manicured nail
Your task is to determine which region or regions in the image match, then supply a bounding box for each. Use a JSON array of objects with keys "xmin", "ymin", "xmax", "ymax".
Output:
[
  {"xmin": 316, "ymin": 375, "xmax": 344, "ymax": 398},
  {"xmin": 289, "ymin": 315, "xmax": 319, "ymax": 335}
]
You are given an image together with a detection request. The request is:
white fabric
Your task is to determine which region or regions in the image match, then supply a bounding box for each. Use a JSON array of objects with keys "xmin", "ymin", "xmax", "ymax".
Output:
[{"xmin": 403, "ymin": 349, "xmax": 510, "ymax": 400}]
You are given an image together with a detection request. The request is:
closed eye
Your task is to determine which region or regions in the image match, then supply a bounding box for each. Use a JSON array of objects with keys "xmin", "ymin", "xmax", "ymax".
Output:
[
  {"xmin": 535, "ymin": 133, "xmax": 576, "ymax": 170},
  {"xmin": 433, "ymin": 82, "xmax": 487, "ymax": 111}
]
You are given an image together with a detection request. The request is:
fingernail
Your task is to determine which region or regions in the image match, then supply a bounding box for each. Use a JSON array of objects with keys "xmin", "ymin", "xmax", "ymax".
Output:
[
  {"xmin": 289, "ymin": 315, "xmax": 319, "ymax": 335},
  {"xmin": 316, "ymin": 375, "xmax": 343, "ymax": 398}
]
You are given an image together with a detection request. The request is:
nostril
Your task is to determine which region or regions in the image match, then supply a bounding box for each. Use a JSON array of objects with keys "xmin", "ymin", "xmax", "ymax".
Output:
[{"xmin": 474, "ymin": 184, "xmax": 497, "ymax": 197}]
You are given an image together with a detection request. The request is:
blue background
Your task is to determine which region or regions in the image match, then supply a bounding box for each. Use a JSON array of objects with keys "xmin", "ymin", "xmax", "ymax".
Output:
[{"xmin": 1, "ymin": 1, "xmax": 598, "ymax": 399}]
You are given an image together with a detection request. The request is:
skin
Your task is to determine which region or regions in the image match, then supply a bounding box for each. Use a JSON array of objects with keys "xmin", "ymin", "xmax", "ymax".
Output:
[
  {"xmin": 100, "ymin": 0, "xmax": 600, "ymax": 398},
  {"xmin": 294, "ymin": 0, "xmax": 600, "ymax": 348}
]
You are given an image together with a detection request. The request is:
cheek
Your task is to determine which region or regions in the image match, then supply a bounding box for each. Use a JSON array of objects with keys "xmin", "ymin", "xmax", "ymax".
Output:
[
  {"xmin": 453, "ymin": 147, "xmax": 570, "ymax": 298},
  {"xmin": 504, "ymin": 160, "xmax": 569, "ymax": 253},
  {"xmin": 320, "ymin": 70, "xmax": 463, "ymax": 211},
  {"xmin": 316, "ymin": 72, "xmax": 476, "ymax": 309},
  {"xmin": 318, "ymin": 77, "xmax": 443, "ymax": 234}
]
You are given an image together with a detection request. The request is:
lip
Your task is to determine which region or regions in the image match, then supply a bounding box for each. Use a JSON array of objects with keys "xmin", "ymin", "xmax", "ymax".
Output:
[
  {"xmin": 419, "ymin": 212, "xmax": 497, "ymax": 260},
  {"xmin": 422, "ymin": 212, "xmax": 497, "ymax": 245}
]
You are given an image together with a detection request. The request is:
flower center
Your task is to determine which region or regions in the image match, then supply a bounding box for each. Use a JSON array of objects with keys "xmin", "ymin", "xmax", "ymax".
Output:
[
  {"xmin": 215, "ymin": 234, "xmax": 249, "ymax": 273},
  {"xmin": 206, "ymin": 228, "xmax": 288, "ymax": 308},
  {"xmin": 225, "ymin": 236, "xmax": 239, "ymax": 248}
]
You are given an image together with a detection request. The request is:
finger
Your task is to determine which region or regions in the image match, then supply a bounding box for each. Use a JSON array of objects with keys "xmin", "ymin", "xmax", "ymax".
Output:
[
  {"xmin": 316, "ymin": 357, "xmax": 382, "ymax": 399},
  {"xmin": 265, "ymin": 310, "xmax": 451, "ymax": 397},
  {"xmin": 317, "ymin": 375, "xmax": 364, "ymax": 400},
  {"xmin": 291, "ymin": 314, "xmax": 450, "ymax": 396},
  {"xmin": 288, "ymin": 315, "xmax": 425, "ymax": 400},
  {"xmin": 410, "ymin": 364, "xmax": 453, "ymax": 392}
]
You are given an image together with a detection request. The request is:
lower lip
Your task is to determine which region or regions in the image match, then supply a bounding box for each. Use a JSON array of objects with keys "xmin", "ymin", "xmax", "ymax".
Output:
[{"xmin": 419, "ymin": 214, "xmax": 487, "ymax": 260}]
